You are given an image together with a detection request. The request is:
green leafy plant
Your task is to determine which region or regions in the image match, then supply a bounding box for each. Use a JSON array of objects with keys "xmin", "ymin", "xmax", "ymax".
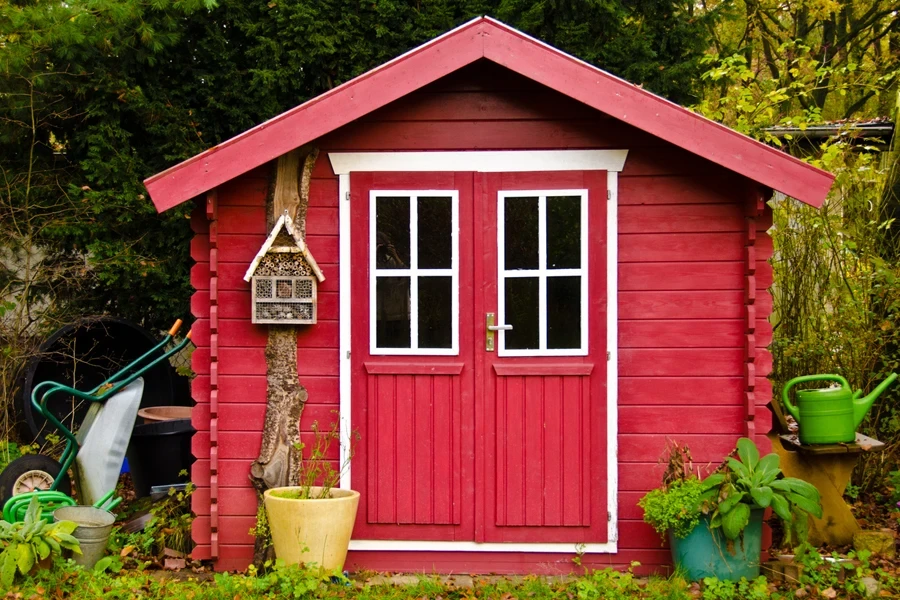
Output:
[
  {"xmin": 0, "ymin": 496, "xmax": 81, "ymax": 586},
  {"xmin": 701, "ymin": 576, "xmax": 769, "ymax": 600},
  {"xmin": 700, "ymin": 438, "xmax": 823, "ymax": 544},
  {"xmin": 639, "ymin": 478, "xmax": 705, "ymax": 539},
  {"xmin": 107, "ymin": 477, "xmax": 194, "ymax": 564},
  {"xmin": 216, "ymin": 559, "xmax": 329, "ymax": 598}
]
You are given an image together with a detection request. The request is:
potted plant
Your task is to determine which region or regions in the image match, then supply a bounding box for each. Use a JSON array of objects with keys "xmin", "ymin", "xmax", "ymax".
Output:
[
  {"xmin": 640, "ymin": 438, "xmax": 823, "ymax": 581},
  {"xmin": 262, "ymin": 421, "xmax": 359, "ymax": 573}
]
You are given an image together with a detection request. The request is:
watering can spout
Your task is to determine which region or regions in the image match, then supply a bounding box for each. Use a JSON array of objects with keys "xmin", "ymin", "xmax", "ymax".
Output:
[{"xmin": 853, "ymin": 372, "xmax": 898, "ymax": 429}]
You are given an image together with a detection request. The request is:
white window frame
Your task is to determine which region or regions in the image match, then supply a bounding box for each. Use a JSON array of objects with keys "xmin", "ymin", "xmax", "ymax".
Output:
[
  {"xmin": 369, "ymin": 190, "xmax": 459, "ymax": 356},
  {"xmin": 333, "ymin": 149, "xmax": 626, "ymax": 554},
  {"xmin": 497, "ymin": 190, "xmax": 588, "ymax": 357}
]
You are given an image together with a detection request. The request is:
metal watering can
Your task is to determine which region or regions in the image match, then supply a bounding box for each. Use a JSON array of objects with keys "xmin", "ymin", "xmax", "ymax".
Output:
[{"xmin": 782, "ymin": 373, "xmax": 898, "ymax": 444}]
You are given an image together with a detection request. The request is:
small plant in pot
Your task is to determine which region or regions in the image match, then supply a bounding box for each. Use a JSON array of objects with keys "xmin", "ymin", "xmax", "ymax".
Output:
[
  {"xmin": 640, "ymin": 438, "xmax": 823, "ymax": 581},
  {"xmin": 262, "ymin": 420, "xmax": 360, "ymax": 573}
]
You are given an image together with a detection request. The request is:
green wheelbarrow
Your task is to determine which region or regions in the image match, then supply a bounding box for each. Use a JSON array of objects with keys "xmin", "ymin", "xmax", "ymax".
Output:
[{"xmin": 0, "ymin": 320, "xmax": 193, "ymax": 520}]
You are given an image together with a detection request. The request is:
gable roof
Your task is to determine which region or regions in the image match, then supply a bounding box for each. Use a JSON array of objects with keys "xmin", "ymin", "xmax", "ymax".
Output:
[
  {"xmin": 244, "ymin": 212, "xmax": 325, "ymax": 283},
  {"xmin": 145, "ymin": 17, "xmax": 834, "ymax": 211}
]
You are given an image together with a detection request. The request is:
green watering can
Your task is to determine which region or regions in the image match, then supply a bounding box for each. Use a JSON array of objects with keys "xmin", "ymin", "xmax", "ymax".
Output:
[{"xmin": 782, "ymin": 373, "xmax": 898, "ymax": 444}]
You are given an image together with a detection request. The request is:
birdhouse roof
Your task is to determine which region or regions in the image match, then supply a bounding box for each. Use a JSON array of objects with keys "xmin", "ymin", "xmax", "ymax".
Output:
[{"xmin": 243, "ymin": 213, "xmax": 325, "ymax": 283}]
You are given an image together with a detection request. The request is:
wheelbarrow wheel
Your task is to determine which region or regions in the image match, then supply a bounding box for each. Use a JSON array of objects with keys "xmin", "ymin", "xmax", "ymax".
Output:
[{"xmin": 0, "ymin": 455, "xmax": 72, "ymax": 504}]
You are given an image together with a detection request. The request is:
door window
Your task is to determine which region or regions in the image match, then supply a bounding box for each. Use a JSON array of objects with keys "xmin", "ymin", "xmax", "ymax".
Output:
[
  {"xmin": 370, "ymin": 191, "xmax": 459, "ymax": 355},
  {"xmin": 498, "ymin": 190, "xmax": 588, "ymax": 356}
]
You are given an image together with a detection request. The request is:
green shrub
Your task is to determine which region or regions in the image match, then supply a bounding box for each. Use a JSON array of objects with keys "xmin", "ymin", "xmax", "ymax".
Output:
[{"xmin": 639, "ymin": 477, "xmax": 704, "ymax": 539}]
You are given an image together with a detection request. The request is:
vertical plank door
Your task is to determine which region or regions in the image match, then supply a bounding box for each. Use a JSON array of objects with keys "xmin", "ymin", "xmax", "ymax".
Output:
[
  {"xmin": 476, "ymin": 171, "xmax": 609, "ymax": 544},
  {"xmin": 350, "ymin": 172, "xmax": 476, "ymax": 541}
]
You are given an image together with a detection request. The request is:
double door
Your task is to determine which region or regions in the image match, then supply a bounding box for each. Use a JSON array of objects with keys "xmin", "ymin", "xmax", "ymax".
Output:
[{"xmin": 349, "ymin": 170, "xmax": 608, "ymax": 544}]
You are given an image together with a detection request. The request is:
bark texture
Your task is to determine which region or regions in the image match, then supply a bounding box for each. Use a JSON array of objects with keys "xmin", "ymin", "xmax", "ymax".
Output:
[
  {"xmin": 250, "ymin": 325, "xmax": 308, "ymax": 489},
  {"xmin": 251, "ymin": 146, "xmax": 318, "ymax": 566}
]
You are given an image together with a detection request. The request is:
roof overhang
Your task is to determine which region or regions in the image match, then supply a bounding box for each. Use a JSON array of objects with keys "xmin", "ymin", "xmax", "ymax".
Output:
[{"xmin": 145, "ymin": 17, "xmax": 834, "ymax": 211}]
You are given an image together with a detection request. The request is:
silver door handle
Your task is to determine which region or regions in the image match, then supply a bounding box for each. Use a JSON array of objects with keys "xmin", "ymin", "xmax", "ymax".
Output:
[{"xmin": 485, "ymin": 313, "xmax": 512, "ymax": 352}]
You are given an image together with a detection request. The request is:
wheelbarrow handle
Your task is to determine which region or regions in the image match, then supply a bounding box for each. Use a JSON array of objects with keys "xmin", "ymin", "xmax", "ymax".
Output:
[{"xmin": 169, "ymin": 319, "xmax": 183, "ymax": 336}]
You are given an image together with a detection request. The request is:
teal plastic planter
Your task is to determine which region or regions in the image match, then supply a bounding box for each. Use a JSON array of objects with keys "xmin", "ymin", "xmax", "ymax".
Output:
[{"xmin": 668, "ymin": 509, "xmax": 763, "ymax": 581}]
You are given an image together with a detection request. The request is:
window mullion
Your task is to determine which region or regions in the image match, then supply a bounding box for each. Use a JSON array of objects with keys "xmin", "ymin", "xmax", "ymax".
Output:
[
  {"xmin": 410, "ymin": 195, "xmax": 419, "ymax": 350},
  {"xmin": 538, "ymin": 194, "xmax": 547, "ymax": 351}
]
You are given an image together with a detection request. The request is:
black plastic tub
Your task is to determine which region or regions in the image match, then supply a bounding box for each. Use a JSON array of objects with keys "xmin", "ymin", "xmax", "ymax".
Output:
[
  {"xmin": 19, "ymin": 317, "xmax": 179, "ymax": 443},
  {"xmin": 126, "ymin": 418, "xmax": 195, "ymax": 498}
]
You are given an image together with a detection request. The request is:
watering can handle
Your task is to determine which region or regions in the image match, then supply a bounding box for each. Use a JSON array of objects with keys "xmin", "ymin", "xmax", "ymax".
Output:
[{"xmin": 782, "ymin": 374, "xmax": 850, "ymax": 422}]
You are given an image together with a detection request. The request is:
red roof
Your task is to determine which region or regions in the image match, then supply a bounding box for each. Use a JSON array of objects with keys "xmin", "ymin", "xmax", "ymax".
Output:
[{"xmin": 145, "ymin": 17, "xmax": 833, "ymax": 211}]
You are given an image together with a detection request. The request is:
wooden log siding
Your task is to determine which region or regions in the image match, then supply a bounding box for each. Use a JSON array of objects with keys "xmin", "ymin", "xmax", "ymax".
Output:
[
  {"xmin": 189, "ymin": 196, "xmax": 214, "ymax": 560},
  {"xmin": 755, "ymin": 202, "xmax": 776, "ymax": 454},
  {"xmin": 191, "ymin": 63, "xmax": 767, "ymax": 573}
]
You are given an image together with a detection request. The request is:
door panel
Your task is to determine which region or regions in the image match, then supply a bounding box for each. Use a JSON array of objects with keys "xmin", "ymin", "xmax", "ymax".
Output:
[
  {"xmin": 477, "ymin": 171, "xmax": 608, "ymax": 544},
  {"xmin": 350, "ymin": 172, "xmax": 475, "ymax": 541},
  {"xmin": 493, "ymin": 367, "xmax": 592, "ymax": 528},
  {"xmin": 365, "ymin": 364, "xmax": 462, "ymax": 525}
]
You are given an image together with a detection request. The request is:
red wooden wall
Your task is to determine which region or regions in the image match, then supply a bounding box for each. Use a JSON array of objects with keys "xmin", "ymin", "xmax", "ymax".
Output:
[{"xmin": 189, "ymin": 61, "xmax": 777, "ymax": 573}]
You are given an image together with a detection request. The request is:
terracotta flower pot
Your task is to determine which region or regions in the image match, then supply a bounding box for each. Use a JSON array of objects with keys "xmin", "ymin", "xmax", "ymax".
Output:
[{"xmin": 263, "ymin": 486, "xmax": 360, "ymax": 572}]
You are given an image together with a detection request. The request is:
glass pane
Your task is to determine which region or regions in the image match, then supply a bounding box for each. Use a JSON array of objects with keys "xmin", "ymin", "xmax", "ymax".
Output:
[
  {"xmin": 504, "ymin": 277, "xmax": 539, "ymax": 350},
  {"xmin": 376, "ymin": 277, "xmax": 410, "ymax": 348},
  {"xmin": 547, "ymin": 276, "xmax": 581, "ymax": 349},
  {"xmin": 418, "ymin": 276, "xmax": 452, "ymax": 349},
  {"xmin": 504, "ymin": 196, "xmax": 539, "ymax": 270},
  {"xmin": 547, "ymin": 196, "xmax": 581, "ymax": 269},
  {"xmin": 418, "ymin": 197, "xmax": 452, "ymax": 269},
  {"xmin": 375, "ymin": 196, "xmax": 410, "ymax": 269}
]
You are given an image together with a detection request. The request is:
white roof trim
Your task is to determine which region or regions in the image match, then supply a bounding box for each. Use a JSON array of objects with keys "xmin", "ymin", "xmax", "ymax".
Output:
[
  {"xmin": 243, "ymin": 213, "xmax": 326, "ymax": 283},
  {"xmin": 329, "ymin": 150, "xmax": 628, "ymax": 174}
]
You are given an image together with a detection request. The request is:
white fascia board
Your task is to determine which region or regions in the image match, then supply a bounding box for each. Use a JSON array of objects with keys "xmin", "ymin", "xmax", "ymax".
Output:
[{"xmin": 329, "ymin": 150, "xmax": 628, "ymax": 175}]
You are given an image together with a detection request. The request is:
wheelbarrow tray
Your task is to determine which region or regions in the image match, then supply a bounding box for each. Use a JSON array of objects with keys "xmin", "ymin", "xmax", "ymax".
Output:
[{"xmin": 74, "ymin": 378, "xmax": 144, "ymax": 505}]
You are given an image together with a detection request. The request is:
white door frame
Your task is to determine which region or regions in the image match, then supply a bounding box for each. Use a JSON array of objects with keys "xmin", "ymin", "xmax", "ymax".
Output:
[{"xmin": 331, "ymin": 150, "xmax": 626, "ymax": 553}]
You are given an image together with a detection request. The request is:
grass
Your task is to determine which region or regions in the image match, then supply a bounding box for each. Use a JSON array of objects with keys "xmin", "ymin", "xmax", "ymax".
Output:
[{"xmin": 4, "ymin": 559, "xmax": 899, "ymax": 600}]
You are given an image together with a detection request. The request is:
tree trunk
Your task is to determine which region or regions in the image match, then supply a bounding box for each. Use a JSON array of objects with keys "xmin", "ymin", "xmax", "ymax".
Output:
[{"xmin": 250, "ymin": 147, "xmax": 318, "ymax": 567}]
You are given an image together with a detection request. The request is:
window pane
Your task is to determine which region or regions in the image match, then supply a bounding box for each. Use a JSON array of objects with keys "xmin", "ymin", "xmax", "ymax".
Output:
[
  {"xmin": 376, "ymin": 196, "xmax": 410, "ymax": 269},
  {"xmin": 504, "ymin": 277, "xmax": 539, "ymax": 350},
  {"xmin": 418, "ymin": 276, "xmax": 452, "ymax": 349},
  {"xmin": 376, "ymin": 277, "xmax": 410, "ymax": 348},
  {"xmin": 504, "ymin": 196, "xmax": 539, "ymax": 270},
  {"xmin": 547, "ymin": 276, "xmax": 581, "ymax": 349},
  {"xmin": 547, "ymin": 195, "xmax": 581, "ymax": 269},
  {"xmin": 418, "ymin": 197, "xmax": 452, "ymax": 269}
]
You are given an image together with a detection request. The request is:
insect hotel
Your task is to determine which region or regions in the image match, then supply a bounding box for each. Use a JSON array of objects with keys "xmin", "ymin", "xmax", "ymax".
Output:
[
  {"xmin": 144, "ymin": 18, "xmax": 834, "ymax": 573},
  {"xmin": 244, "ymin": 212, "xmax": 325, "ymax": 325}
]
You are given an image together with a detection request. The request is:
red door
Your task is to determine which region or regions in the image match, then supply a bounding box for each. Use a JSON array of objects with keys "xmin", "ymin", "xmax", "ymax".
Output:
[
  {"xmin": 350, "ymin": 172, "xmax": 476, "ymax": 541},
  {"xmin": 476, "ymin": 171, "xmax": 608, "ymax": 544},
  {"xmin": 351, "ymin": 170, "xmax": 607, "ymax": 544}
]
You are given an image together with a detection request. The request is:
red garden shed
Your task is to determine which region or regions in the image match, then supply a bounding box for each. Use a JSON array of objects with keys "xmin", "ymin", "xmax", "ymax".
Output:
[{"xmin": 144, "ymin": 17, "xmax": 834, "ymax": 574}]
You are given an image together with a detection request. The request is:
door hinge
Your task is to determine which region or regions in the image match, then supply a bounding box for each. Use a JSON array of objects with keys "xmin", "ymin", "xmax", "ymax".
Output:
[
  {"xmin": 346, "ymin": 350, "xmax": 351, "ymax": 359},
  {"xmin": 345, "ymin": 191, "xmax": 351, "ymax": 201},
  {"xmin": 607, "ymin": 351, "xmax": 611, "ymax": 361},
  {"xmin": 607, "ymin": 190, "xmax": 611, "ymax": 200},
  {"xmin": 608, "ymin": 512, "xmax": 612, "ymax": 522}
]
